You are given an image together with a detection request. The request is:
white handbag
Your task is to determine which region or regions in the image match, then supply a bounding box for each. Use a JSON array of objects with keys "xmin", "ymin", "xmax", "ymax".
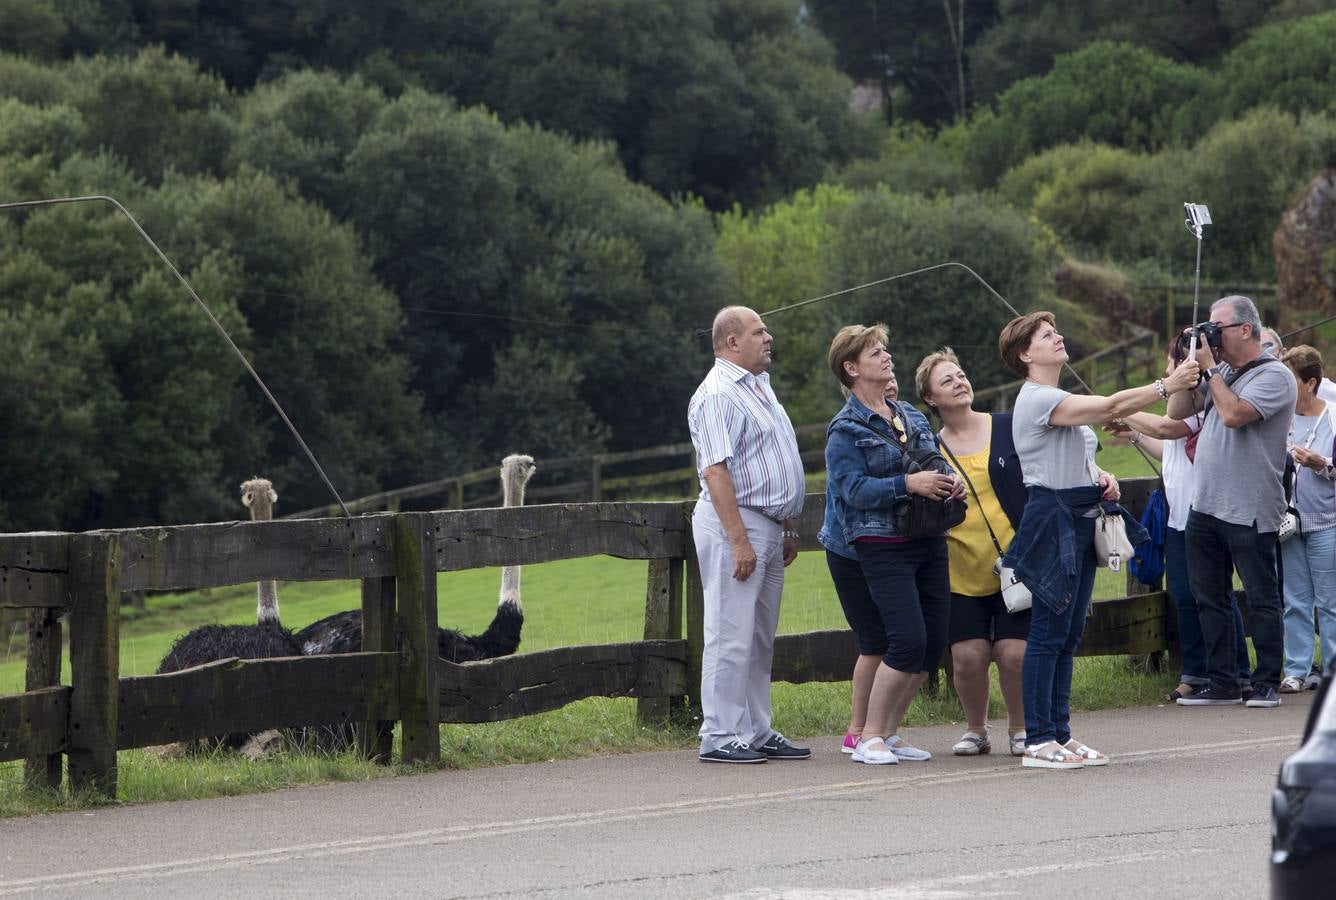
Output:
[
  {"xmin": 997, "ymin": 560, "xmax": 1033, "ymax": 613},
  {"xmin": 1278, "ymin": 509, "xmax": 1300, "ymax": 543},
  {"xmin": 940, "ymin": 439, "xmax": 1031, "ymax": 613},
  {"xmin": 1093, "ymin": 508, "xmax": 1135, "ymax": 571},
  {"xmin": 1088, "ymin": 457, "xmax": 1134, "ymax": 571}
]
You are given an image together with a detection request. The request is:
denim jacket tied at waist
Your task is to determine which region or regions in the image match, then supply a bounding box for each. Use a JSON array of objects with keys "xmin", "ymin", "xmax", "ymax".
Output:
[{"xmin": 1001, "ymin": 484, "xmax": 1148, "ymax": 615}]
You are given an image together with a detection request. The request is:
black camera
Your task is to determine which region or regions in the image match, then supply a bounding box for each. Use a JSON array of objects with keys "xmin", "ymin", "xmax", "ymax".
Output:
[{"xmin": 1176, "ymin": 321, "xmax": 1223, "ymax": 356}]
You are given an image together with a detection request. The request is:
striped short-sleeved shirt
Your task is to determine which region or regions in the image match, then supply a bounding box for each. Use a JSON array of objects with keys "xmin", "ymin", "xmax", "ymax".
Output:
[{"xmin": 688, "ymin": 357, "xmax": 805, "ymax": 523}]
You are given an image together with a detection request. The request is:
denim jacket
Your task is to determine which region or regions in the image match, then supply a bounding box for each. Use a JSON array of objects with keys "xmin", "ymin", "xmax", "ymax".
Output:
[
  {"xmin": 1002, "ymin": 484, "xmax": 1148, "ymax": 614},
  {"xmin": 820, "ymin": 393, "xmax": 951, "ymax": 547}
]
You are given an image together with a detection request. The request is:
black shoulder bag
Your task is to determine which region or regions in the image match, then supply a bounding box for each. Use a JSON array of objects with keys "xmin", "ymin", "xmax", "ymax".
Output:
[{"xmin": 871, "ymin": 402, "xmax": 966, "ymax": 538}]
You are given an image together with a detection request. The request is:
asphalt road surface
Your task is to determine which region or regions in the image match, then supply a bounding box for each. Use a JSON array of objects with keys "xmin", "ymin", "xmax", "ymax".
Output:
[{"xmin": 0, "ymin": 695, "xmax": 1311, "ymax": 899}]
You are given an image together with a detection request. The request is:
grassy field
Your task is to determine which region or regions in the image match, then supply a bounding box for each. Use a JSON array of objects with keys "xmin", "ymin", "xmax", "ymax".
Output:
[{"xmin": 1, "ymin": 446, "xmax": 1175, "ymax": 816}]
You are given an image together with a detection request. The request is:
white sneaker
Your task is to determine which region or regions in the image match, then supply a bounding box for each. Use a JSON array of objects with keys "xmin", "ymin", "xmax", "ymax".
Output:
[
  {"xmin": 851, "ymin": 737, "xmax": 898, "ymax": 765},
  {"xmin": 887, "ymin": 735, "xmax": 931, "ymax": 761}
]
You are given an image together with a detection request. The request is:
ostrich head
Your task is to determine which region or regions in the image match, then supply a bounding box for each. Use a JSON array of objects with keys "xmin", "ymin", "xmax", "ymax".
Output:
[
  {"xmin": 240, "ymin": 477, "xmax": 281, "ymax": 625},
  {"xmin": 500, "ymin": 454, "xmax": 536, "ymax": 508},
  {"xmin": 240, "ymin": 477, "xmax": 278, "ymax": 522}
]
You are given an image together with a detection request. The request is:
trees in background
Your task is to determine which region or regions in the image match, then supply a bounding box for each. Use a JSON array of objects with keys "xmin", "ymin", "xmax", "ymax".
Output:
[
  {"xmin": 17, "ymin": 0, "xmax": 864, "ymax": 211},
  {"xmin": 718, "ymin": 185, "xmax": 1057, "ymax": 424},
  {"xmin": 1, "ymin": 5, "xmax": 1335, "ymax": 531},
  {"xmin": 0, "ymin": 57, "xmax": 731, "ymax": 530}
]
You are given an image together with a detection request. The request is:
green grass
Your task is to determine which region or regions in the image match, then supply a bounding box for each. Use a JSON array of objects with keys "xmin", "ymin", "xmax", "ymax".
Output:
[{"xmin": 0, "ymin": 448, "xmax": 1175, "ymax": 815}]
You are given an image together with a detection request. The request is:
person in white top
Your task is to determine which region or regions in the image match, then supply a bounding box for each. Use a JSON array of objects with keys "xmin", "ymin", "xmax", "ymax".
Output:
[
  {"xmin": 1277, "ymin": 346, "xmax": 1336, "ymax": 692},
  {"xmin": 688, "ymin": 306, "xmax": 808, "ymax": 763}
]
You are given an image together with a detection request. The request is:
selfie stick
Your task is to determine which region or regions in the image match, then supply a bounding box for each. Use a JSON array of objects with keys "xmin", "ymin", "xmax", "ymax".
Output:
[{"xmin": 1184, "ymin": 202, "xmax": 1212, "ymax": 359}]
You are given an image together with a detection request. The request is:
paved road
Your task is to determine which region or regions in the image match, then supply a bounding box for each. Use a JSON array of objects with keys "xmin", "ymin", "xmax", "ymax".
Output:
[{"xmin": 0, "ymin": 696, "xmax": 1312, "ymax": 899}]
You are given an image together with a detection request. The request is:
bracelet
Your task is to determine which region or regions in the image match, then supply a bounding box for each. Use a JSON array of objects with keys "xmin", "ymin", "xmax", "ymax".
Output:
[
  {"xmin": 1154, "ymin": 378, "xmax": 1168, "ymax": 399},
  {"xmin": 782, "ymin": 529, "xmax": 799, "ymax": 541},
  {"xmin": 1129, "ymin": 432, "xmax": 1142, "ymax": 446}
]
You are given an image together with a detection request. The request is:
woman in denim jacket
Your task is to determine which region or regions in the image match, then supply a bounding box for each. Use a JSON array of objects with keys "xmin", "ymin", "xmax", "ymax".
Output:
[
  {"xmin": 818, "ymin": 369, "xmax": 904, "ymax": 757},
  {"xmin": 824, "ymin": 324, "xmax": 965, "ymax": 765},
  {"xmin": 998, "ymin": 311, "xmax": 1199, "ymax": 769}
]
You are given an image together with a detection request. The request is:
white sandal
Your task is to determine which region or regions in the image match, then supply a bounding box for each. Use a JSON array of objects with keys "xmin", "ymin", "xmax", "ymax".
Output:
[
  {"xmin": 1064, "ymin": 739, "xmax": 1107, "ymax": 766},
  {"xmin": 952, "ymin": 729, "xmax": 991, "ymax": 756},
  {"xmin": 1008, "ymin": 730, "xmax": 1026, "ymax": 757},
  {"xmin": 1021, "ymin": 741, "xmax": 1083, "ymax": 769}
]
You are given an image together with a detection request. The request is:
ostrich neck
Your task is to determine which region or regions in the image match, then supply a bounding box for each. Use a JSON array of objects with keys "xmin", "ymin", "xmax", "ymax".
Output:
[
  {"xmin": 499, "ymin": 469, "xmax": 528, "ymax": 608},
  {"xmin": 256, "ymin": 580, "xmax": 280, "ymax": 625},
  {"xmin": 499, "ymin": 566, "xmax": 521, "ymax": 607}
]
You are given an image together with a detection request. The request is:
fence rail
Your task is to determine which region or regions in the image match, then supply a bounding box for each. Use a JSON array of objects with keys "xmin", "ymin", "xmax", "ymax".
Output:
[{"xmin": 1, "ymin": 478, "xmax": 1167, "ymax": 798}]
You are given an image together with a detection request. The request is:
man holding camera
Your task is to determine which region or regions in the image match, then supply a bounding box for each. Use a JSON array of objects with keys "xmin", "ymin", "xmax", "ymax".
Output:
[{"xmin": 1168, "ymin": 296, "xmax": 1296, "ymax": 708}]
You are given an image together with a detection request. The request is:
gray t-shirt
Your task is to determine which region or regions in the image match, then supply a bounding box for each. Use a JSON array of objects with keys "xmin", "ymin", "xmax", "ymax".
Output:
[
  {"xmin": 1192, "ymin": 359, "xmax": 1296, "ymax": 530},
  {"xmin": 1012, "ymin": 381, "xmax": 1099, "ymax": 489}
]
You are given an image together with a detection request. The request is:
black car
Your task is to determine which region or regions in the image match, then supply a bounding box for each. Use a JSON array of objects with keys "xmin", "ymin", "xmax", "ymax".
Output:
[{"xmin": 1271, "ymin": 664, "xmax": 1336, "ymax": 897}]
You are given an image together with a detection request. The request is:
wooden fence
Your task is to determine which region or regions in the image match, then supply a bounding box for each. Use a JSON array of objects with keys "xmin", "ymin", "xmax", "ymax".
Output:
[{"xmin": 1, "ymin": 477, "xmax": 1166, "ymax": 799}]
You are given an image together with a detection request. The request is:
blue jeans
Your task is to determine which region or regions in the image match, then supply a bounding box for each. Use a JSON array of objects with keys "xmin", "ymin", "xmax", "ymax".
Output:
[
  {"xmin": 1022, "ymin": 514, "xmax": 1096, "ymax": 746},
  {"xmin": 1281, "ymin": 525, "xmax": 1336, "ymax": 678},
  {"xmin": 1186, "ymin": 510, "xmax": 1283, "ymax": 692},
  {"xmin": 1165, "ymin": 528, "xmax": 1251, "ymax": 686}
]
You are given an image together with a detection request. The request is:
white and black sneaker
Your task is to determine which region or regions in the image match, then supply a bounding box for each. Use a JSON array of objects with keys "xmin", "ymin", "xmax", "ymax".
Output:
[
  {"xmin": 1176, "ymin": 685, "xmax": 1242, "ymax": 706},
  {"xmin": 1245, "ymin": 685, "xmax": 1282, "ymax": 708}
]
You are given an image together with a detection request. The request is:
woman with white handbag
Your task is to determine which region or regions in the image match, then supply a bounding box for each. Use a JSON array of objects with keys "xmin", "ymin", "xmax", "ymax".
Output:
[
  {"xmin": 1278, "ymin": 346, "xmax": 1336, "ymax": 693},
  {"xmin": 997, "ymin": 312, "xmax": 1200, "ymax": 769},
  {"xmin": 916, "ymin": 348, "xmax": 1032, "ymax": 759}
]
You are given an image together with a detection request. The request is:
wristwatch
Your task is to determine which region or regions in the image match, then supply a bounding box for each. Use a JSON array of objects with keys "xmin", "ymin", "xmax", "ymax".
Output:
[{"xmin": 1202, "ymin": 366, "xmax": 1218, "ymax": 382}]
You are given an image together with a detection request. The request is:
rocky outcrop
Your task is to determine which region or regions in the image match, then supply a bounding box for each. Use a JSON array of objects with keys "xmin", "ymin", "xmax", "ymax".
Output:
[{"xmin": 1274, "ymin": 170, "xmax": 1336, "ymax": 334}]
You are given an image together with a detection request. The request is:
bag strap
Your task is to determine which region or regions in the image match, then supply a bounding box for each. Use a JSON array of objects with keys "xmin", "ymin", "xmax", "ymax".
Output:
[{"xmin": 938, "ymin": 435, "xmax": 1004, "ymax": 558}]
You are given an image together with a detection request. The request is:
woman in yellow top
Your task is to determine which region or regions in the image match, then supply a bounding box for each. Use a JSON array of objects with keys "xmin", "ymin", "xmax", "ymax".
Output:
[{"xmin": 916, "ymin": 348, "xmax": 1032, "ymax": 757}]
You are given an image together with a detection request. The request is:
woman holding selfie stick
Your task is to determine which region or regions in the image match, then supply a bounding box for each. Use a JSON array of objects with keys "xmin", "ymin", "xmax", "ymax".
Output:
[{"xmin": 998, "ymin": 311, "xmax": 1199, "ymax": 769}]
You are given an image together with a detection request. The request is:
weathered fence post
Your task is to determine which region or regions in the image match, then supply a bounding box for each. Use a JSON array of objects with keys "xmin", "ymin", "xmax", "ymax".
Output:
[
  {"xmin": 637, "ymin": 556, "xmax": 684, "ymax": 725},
  {"xmin": 358, "ymin": 575, "xmax": 397, "ymax": 763},
  {"xmin": 24, "ymin": 607, "xmax": 63, "ymax": 791},
  {"xmin": 393, "ymin": 514, "xmax": 439, "ymax": 766},
  {"xmin": 66, "ymin": 532, "xmax": 121, "ymax": 797},
  {"xmin": 590, "ymin": 456, "xmax": 604, "ymax": 502}
]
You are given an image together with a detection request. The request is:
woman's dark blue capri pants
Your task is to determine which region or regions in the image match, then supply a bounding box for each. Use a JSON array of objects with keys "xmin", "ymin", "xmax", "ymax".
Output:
[{"xmin": 834, "ymin": 538, "xmax": 949, "ymax": 672}]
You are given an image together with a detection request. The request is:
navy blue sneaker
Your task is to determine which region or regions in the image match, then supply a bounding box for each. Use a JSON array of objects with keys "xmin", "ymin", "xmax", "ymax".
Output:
[
  {"xmin": 699, "ymin": 739, "xmax": 766, "ymax": 763},
  {"xmin": 758, "ymin": 733, "xmax": 811, "ymax": 759},
  {"xmin": 1176, "ymin": 685, "xmax": 1242, "ymax": 706},
  {"xmin": 1245, "ymin": 685, "xmax": 1282, "ymax": 708}
]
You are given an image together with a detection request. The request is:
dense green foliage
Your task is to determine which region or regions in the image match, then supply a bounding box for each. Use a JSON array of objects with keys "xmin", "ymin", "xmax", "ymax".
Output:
[
  {"xmin": 6, "ymin": 0, "xmax": 864, "ymax": 211},
  {"xmin": 719, "ymin": 185, "xmax": 1058, "ymax": 423},
  {"xmin": 1, "ymin": 4, "xmax": 1335, "ymax": 531}
]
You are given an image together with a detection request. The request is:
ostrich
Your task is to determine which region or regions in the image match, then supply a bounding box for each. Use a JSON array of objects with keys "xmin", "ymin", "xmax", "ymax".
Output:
[
  {"xmin": 296, "ymin": 453, "xmax": 536, "ymax": 662},
  {"xmin": 155, "ymin": 477, "xmax": 302, "ymax": 754}
]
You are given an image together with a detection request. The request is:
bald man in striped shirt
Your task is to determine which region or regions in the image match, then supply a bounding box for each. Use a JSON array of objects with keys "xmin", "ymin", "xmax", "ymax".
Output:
[{"xmin": 689, "ymin": 306, "xmax": 809, "ymax": 763}]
